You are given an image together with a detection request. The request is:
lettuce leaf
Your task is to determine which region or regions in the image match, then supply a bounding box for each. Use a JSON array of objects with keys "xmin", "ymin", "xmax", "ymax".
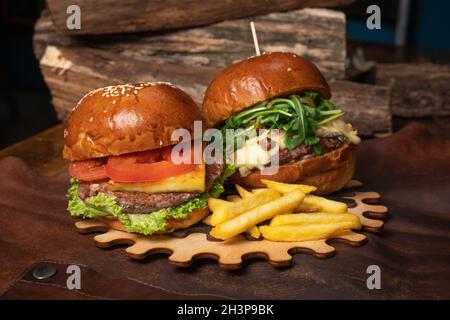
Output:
[
  {"xmin": 68, "ymin": 179, "xmax": 117, "ymax": 218},
  {"xmin": 67, "ymin": 164, "xmax": 235, "ymax": 235}
]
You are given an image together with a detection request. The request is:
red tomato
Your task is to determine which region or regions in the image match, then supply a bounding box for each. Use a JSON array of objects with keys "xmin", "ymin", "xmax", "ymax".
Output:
[
  {"xmin": 69, "ymin": 159, "xmax": 108, "ymax": 181},
  {"xmin": 105, "ymin": 148, "xmax": 196, "ymax": 183}
]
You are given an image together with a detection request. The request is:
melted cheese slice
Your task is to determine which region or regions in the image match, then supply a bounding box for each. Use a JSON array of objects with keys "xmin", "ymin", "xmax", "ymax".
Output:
[
  {"xmin": 108, "ymin": 164, "xmax": 205, "ymax": 193},
  {"xmin": 234, "ymin": 131, "xmax": 285, "ymax": 178},
  {"xmin": 316, "ymin": 119, "xmax": 361, "ymax": 144}
]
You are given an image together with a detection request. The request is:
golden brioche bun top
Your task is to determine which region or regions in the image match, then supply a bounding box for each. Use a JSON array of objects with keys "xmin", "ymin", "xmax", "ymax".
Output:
[
  {"xmin": 63, "ymin": 82, "xmax": 201, "ymax": 161},
  {"xmin": 202, "ymin": 52, "xmax": 331, "ymax": 127}
]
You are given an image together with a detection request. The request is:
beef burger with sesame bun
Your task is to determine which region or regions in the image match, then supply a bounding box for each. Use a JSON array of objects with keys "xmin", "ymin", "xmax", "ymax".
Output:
[
  {"xmin": 202, "ymin": 52, "xmax": 361, "ymax": 195},
  {"xmin": 65, "ymin": 83, "xmax": 234, "ymax": 235}
]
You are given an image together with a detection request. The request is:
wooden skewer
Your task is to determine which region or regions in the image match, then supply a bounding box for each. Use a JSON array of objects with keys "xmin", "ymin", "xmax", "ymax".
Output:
[{"xmin": 250, "ymin": 21, "xmax": 260, "ymax": 56}]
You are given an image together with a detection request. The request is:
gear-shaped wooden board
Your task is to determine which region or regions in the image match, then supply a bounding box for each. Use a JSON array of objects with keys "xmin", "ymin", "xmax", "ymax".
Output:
[{"xmin": 74, "ymin": 180, "xmax": 388, "ymax": 269}]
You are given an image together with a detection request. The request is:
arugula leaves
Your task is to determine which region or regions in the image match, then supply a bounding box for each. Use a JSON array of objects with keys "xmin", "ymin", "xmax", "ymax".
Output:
[{"xmin": 221, "ymin": 92, "xmax": 343, "ymax": 154}]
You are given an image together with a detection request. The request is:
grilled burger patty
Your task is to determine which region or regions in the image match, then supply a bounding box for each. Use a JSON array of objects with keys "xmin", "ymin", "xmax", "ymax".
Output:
[
  {"xmin": 278, "ymin": 136, "xmax": 346, "ymax": 165},
  {"xmin": 78, "ymin": 163, "xmax": 224, "ymax": 214}
]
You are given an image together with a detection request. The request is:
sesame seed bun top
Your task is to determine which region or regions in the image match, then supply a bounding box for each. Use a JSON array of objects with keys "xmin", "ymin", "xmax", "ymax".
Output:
[{"xmin": 63, "ymin": 82, "xmax": 201, "ymax": 161}]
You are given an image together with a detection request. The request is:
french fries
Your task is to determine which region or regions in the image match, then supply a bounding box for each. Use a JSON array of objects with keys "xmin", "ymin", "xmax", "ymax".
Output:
[
  {"xmin": 206, "ymin": 180, "xmax": 358, "ymax": 243},
  {"xmin": 261, "ymin": 179, "xmax": 317, "ymax": 194},
  {"xmin": 203, "ymin": 213, "xmax": 259, "ymax": 238},
  {"xmin": 251, "ymin": 188, "xmax": 267, "ymax": 195},
  {"xmin": 209, "ymin": 189, "xmax": 281, "ymax": 226},
  {"xmin": 225, "ymin": 194, "xmax": 261, "ymax": 237},
  {"xmin": 270, "ymin": 213, "xmax": 359, "ymax": 227},
  {"xmin": 207, "ymin": 198, "xmax": 229, "ymax": 212},
  {"xmin": 210, "ymin": 190, "xmax": 305, "ymax": 240},
  {"xmin": 226, "ymin": 195, "xmax": 242, "ymax": 202},
  {"xmin": 294, "ymin": 204, "xmax": 321, "ymax": 213},
  {"xmin": 295, "ymin": 195, "xmax": 348, "ymax": 214},
  {"xmin": 246, "ymin": 226, "xmax": 261, "ymax": 239},
  {"xmin": 260, "ymin": 220, "xmax": 361, "ymax": 242},
  {"xmin": 202, "ymin": 215, "xmax": 212, "ymax": 225},
  {"xmin": 235, "ymin": 184, "xmax": 252, "ymax": 198},
  {"xmin": 260, "ymin": 180, "xmax": 346, "ymax": 213}
]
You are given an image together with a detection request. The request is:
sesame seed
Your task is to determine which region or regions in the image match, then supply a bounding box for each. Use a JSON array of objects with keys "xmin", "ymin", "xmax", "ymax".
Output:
[{"xmin": 72, "ymin": 82, "xmax": 177, "ymax": 112}]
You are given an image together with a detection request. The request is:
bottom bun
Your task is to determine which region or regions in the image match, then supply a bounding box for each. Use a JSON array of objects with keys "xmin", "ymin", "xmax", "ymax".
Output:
[
  {"xmin": 231, "ymin": 144, "xmax": 356, "ymax": 195},
  {"xmin": 97, "ymin": 208, "xmax": 210, "ymax": 234}
]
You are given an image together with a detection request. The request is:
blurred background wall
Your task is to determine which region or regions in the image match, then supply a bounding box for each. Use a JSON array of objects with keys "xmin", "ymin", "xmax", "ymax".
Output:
[
  {"xmin": 0, "ymin": 0, "xmax": 449, "ymax": 148},
  {"xmin": 344, "ymin": 0, "xmax": 450, "ymax": 49},
  {"xmin": 0, "ymin": 0, "xmax": 57, "ymax": 148}
]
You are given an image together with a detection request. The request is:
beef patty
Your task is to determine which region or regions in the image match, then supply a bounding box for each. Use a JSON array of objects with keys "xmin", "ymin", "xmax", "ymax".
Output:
[
  {"xmin": 277, "ymin": 137, "xmax": 346, "ymax": 165},
  {"xmin": 78, "ymin": 163, "xmax": 224, "ymax": 214}
]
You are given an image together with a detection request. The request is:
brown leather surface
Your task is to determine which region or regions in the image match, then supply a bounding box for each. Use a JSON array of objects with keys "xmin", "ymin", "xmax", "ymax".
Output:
[
  {"xmin": 0, "ymin": 122, "xmax": 449, "ymax": 299},
  {"xmin": 2, "ymin": 262, "xmax": 223, "ymax": 300}
]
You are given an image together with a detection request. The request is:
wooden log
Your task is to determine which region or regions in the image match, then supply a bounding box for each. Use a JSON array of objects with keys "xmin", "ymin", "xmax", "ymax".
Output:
[
  {"xmin": 37, "ymin": 45, "xmax": 391, "ymax": 137},
  {"xmin": 47, "ymin": 0, "xmax": 353, "ymax": 35},
  {"xmin": 376, "ymin": 63, "xmax": 450, "ymax": 117},
  {"xmin": 34, "ymin": 8, "xmax": 347, "ymax": 81},
  {"xmin": 329, "ymin": 80, "xmax": 392, "ymax": 136},
  {"xmin": 34, "ymin": 9, "xmax": 391, "ymax": 136}
]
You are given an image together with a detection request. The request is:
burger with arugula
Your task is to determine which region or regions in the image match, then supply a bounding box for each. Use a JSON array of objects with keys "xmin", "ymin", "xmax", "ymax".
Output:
[
  {"xmin": 65, "ymin": 83, "xmax": 234, "ymax": 235},
  {"xmin": 202, "ymin": 52, "xmax": 360, "ymax": 195}
]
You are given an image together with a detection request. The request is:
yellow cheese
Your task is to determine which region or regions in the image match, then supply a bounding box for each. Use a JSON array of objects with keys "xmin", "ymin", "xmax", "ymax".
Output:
[
  {"xmin": 234, "ymin": 130, "xmax": 286, "ymax": 177},
  {"xmin": 316, "ymin": 118, "xmax": 361, "ymax": 144},
  {"xmin": 108, "ymin": 164, "xmax": 205, "ymax": 193}
]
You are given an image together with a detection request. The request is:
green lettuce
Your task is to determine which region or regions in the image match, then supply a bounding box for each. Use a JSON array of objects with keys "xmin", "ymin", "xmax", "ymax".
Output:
[
  {"xmin": 221, "ymin": 92, "xmax": 344, "ymax": 155},
  {"xmin": 67, "ymin": 164, "xmax": 235, "ymax": 235}
]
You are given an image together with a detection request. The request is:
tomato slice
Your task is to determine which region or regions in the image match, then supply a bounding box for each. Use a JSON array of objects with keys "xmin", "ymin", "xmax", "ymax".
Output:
[
  {"xmin": 106, "ymin": 148, "xmax": 196, "ymax": 183},
  {"xmin": 69, "ymin": 159, "xmax": 108, "ymax": 181}
]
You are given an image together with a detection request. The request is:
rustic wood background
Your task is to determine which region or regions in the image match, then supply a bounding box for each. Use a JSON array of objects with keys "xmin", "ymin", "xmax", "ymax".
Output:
[
  {"xmin": 47, "ymin": 0, "xmax": 354, "ymax": 35},
  {"xmin": 34, "ymin": 8, "xmax": 392, "ymax": 136},
  {"xmin": 376, "ymin": 63, "xmax": 450, "ymax": 117}
]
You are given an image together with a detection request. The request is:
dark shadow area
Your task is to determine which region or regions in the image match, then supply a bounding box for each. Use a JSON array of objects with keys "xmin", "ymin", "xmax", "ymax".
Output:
[{"xmin": 0, "ymin": 0, "xmax": 59, "ymax": 149}]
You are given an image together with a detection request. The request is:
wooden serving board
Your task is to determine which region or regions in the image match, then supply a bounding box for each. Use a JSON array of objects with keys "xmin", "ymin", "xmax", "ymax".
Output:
[{"xmin": 74, "ymin": 180, "xmax": 387, "ymax": 269}]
